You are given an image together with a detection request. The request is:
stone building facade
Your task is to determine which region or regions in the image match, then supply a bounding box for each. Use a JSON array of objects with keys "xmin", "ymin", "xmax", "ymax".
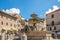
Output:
[
  {"xmin": 46, "ymin": 9, "xmax": 60, "ymax": 32},
  {"xmin": 46, "ymin": 9, "xmax": 60, "ymax": 39},
  {"xmin": 0, "ymin": 11, "xmax": 22, "ymax": 32}
]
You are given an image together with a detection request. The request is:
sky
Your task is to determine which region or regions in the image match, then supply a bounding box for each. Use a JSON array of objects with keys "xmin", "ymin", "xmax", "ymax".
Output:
[{"xmin": 0, "ymin": 0, "xmax": 60, "ymax": 19}]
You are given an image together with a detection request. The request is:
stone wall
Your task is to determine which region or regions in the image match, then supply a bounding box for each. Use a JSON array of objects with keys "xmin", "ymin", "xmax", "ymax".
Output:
[{"xmin": 26, "ymin": 31, "xmax": 51, "ymax": 40}]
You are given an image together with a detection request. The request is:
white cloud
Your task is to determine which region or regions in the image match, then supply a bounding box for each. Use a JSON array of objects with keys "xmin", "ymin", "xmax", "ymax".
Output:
[
  {"xmin": 2, "ymin": 8, "xmax": 20, "ymax": 14},
  {"xmin": 2, "ymin": 8, "xmax": 26, "ymax": 20},
  {"xmin": 21, "ymin": 17, "xmax": 25, "ymax": 20},
  {"xmin": 58, "ymin": 0, "xmax": 60, "ymax": 2},
  {"xmin": 46, "ymin": 5, "xmax": 60, "ymax": 14}
]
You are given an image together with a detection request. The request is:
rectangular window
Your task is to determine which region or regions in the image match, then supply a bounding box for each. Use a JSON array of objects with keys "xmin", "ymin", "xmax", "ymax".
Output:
[
  {"xmin": 58, "ymin": 22, "xmax": 60, "ymax": 24},
  {"xmin": 54, "ymin": 27, "xmax": 56, "ymax": 30},
  {"xmin": 14, "ymin": 24, "xmax": 16, "ymax": 27},
  {"xmin": 1, "ymin": 15, "xmax": 3, "ymax": 18},
  {"xmin": 47, "ymin": 24, "xmax": 48, "ymax": 26},
  {"xmin": 50, "ymin": 27, "xmax": 52, "ymax": 31},
  {"xmin": 51, "ymin": 14, "xmax": 54, "ymax": 18},
  {"xmin": 6, "ymin": 17, "xmax": 8, "ymax": 19},
  {"xmin": 1, "ymin": 21, "xmax": 3, "ymax": 25},
  {"xmin": 6, "ymin": 22, "xmax": 8, "ymax": 25},
  {"xmin": 10, "ymin": 24, "xmax": 12, "ymax": 26},
  {"xmin": 52, "ymin": 21, "xmax": 54, "ymax": 26}
]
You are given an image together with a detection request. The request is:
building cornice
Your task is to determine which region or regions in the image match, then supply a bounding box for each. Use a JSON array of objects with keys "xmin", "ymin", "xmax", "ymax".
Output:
[
  {"xmin": 46, "ymin": 9, "xmax": 60, "ymax": 15},
  {"xmin": 0, "ymin": 11, "xmax": 17, "ymax": 20}
]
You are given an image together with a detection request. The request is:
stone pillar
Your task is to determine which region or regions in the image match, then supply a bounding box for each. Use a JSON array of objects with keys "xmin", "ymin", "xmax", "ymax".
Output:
[
  {"xmin": 1, "ymin": 31, "xmax": 6, "ymax": 40},
  {"xmin": 21, "ymin": 33, "xmax": 27, "ymax": 40}
]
